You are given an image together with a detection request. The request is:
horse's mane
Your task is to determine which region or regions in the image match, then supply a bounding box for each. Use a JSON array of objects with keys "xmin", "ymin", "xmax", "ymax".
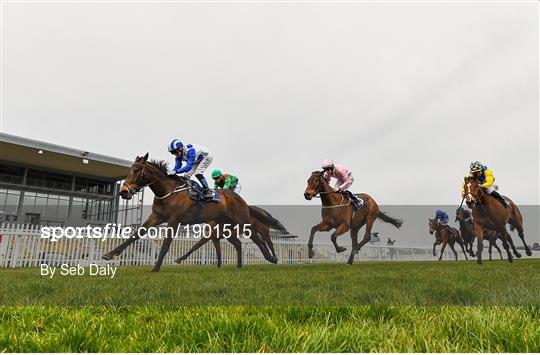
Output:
[
  {"xmin": 148, "ymin": 159, "xmax": 169, "ymax": 173},
  {"xmin": 146, "ymin": 159, "xmax": 186, "ymax": 182}
]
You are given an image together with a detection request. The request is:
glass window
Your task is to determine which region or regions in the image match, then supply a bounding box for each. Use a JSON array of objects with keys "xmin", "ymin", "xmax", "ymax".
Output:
[
  {"xmin": 0, "ymin": 164, "xmax": 24, "ymax": 184},
  {"xmin": 22, "ymin": 192, "xmax": 36, "ymax": 214},
  {"xmin": 75, "ymin": 177, "xmax": 113, "ymax": 196},
  {"xmin": 26, "ymin": 170, "xmax": 72, "ymax": 191}
]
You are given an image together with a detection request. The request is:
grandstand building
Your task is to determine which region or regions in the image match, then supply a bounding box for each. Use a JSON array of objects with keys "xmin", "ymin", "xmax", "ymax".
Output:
[{"xmin": 0, "ymin": 132, "xmax": 142, "ymax": 227}]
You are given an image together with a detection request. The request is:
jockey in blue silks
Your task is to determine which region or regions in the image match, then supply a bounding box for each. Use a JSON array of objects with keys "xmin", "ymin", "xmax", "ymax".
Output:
[
  {"xmin": 168, "ymin": 139, "xmax": 214, "ymax": 199},
  {"xmin": 434, "ymin": 210, "xmax": 449, "ymax": 225}
]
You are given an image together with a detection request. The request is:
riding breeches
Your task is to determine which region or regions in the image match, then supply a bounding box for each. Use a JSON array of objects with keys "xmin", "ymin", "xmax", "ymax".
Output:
[
  {"xmin": 337, "ymin": 176, "xmax": 354, "ymax": 191},
  {"xmin": 233, "ymin": 183, "xmax": 242, "ymax": 194},
  {"xmin": 184, "ymin": 154, "xmax": 214, "ymax": 179}
]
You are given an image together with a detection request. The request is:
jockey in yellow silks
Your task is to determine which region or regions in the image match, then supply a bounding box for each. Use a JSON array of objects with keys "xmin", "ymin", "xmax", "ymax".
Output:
[{"xmin": 462, "ymin": 161, "xmax": 508, "ymax": 208}]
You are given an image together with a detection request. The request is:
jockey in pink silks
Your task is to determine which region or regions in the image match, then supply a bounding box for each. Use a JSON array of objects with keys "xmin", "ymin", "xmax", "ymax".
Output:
[{"xmin": 321, "ymin": 159, "xmax": 362, "ymax": 211}]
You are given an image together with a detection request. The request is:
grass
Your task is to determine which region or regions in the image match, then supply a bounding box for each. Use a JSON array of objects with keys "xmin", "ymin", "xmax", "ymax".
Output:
[
  {"xmin": 0, "ymin": 259, "xmax": 538, "ymax": 306},
  {"xmin": 0, "ymin": 260, "xmax": 538, "ymax": 352}
]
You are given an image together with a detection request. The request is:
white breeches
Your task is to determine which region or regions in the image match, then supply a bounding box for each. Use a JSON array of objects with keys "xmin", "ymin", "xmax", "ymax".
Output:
[{"xmin": 184, "ymin": 154, "xmax": 213, "ymax": 178}]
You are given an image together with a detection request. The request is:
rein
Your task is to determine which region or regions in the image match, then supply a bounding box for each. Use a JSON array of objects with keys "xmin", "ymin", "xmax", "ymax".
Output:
[{"xmin": 128, "ymin": 162, "xmax": 190, "ymax": 200}]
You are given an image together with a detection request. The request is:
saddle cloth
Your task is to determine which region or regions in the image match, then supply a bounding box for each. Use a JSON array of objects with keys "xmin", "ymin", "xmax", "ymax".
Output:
[{"xmin": 185, "ymin": 180, "xmax": 220, "ymax": 202}]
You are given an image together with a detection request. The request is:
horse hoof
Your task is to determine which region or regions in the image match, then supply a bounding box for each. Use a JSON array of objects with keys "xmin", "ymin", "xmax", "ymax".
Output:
[
  {"xmin": 308, "ymin": 250, "xmax": 315, "ymax": 259},
  {"xmin": 174, "ymin": 258, "xmax": 183, "ymax": 264},
  {"xmin": 515, "ymin": 253, "xmax": 522, "ymax": 259},
  {"xmin": 526, "ymin": 250, "xmax": 532, "ymax": 256},
  {"xmin": 508, "ymin": 258, "xmax": 513, "ymax": 263},
  {"xmin": 433, "ymin": 253, "xmax": 437, "ymax": 257},
  {"xmin": 270, "ymin": 257, "xmax": 278, "ymax": 264},
  {"xmin": 101, "ymin": 253, "xmax": 113, "ymax": 260},
  {"xmin": 477, "ymin": 260, "xmax": 483, "ymax": 266},
  {"xmin": 337, "ymin": 247, "xmax": 347, "ymax": 253}
]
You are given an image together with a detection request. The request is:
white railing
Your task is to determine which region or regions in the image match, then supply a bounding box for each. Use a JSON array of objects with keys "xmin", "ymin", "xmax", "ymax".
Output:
[{"xmin": 1, "ymin": 223, "xmax": 534, "ymax": 268}]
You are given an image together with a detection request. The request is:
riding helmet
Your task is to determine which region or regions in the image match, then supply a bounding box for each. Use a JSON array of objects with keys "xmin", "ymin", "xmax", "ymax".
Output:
[
  {"xmin": 470, "ymin": 161, "xmax": 483, "ymax": 173},
  {"xmin": 211, "ymin": 169, "xmax": 222, "ymax": 179},
  {"xmin": 168, "ymin": 139, "xmax": 183, "ymax": 152},
  {"xmin": 321, "ymin": 159, "xmax": 334, "ymax": 169}
]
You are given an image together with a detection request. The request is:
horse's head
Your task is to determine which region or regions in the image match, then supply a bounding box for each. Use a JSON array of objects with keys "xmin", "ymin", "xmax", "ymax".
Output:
[
  {"xmin": 428, "ymin": 218, "xmax": 438, "ymax": 235},
  {"xmin": 455, "ymin": 206, "xmax": 470, "ymax": 222},
  {"xmin": 463, "ymin": 176, "xmax": 482, "ymax": 205},
  {"xmin": 304, "ymin": 171, "xmax": 325, "ymax": 200},
  {"xmin": 119, "ymin": 153, "xmax": 150, "ymax": 200}
]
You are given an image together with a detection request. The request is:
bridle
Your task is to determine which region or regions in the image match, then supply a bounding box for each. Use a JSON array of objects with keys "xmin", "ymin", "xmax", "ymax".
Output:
[
  {"xmin": 310, "ymin": 172, "xmax": 351, "ymax": 209},
  {"xmin": 121, "ymin": 162, "xmax": 188, "ymax": 199}
]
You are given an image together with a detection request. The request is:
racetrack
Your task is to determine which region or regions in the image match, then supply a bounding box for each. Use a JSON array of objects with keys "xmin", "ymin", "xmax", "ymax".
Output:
[{"xmin": 0, "ymin": 260, "xmax": 538, "ymax": 351}]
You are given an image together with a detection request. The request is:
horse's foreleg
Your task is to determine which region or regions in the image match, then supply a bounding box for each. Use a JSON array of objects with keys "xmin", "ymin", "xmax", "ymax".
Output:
[
  {"xmin": 308, "ymin": 221, "xmax": 332, "ymax": 259},
  {"xmin": 152, "ymin": 227, "xmax": 175, "ymax": 272},
  {"xmin": 449, "ymin": 242, "xmax": 458, "ymax": 261},
  {"xmin": 102, "ymin": 212, "xmax": 164, "ymax": 260},
  {"xmin": 491, "ymin": 237, "xmax": 503, "ymax": 260},
  {"xmin": 330, "ymin": 223, "xmax": 349, "ymax": 254},
  {"xmin": 433, "ymin": 242, "xmax": 438, "ymax": 257},
  {"xmin": 488, "ymin": 237, "xmax": 494, "ymax": 261},
  {"xmin": 438, "ymin": 241, "xmax": 447, "ymax": 261},
  {"xmin": 506, "ymin": 235, "xmax": 522, "ymax": 259},
  {"xmin": 474, "ymin": 223, "xmax": 484, "ymax": 265},
  {"xmin": 211, "ymin": 237, "xmax": 222, "ymax": 268},
  {"xmin": 458, "ymin": 240, "xmax": 468, "ymax": 260}
]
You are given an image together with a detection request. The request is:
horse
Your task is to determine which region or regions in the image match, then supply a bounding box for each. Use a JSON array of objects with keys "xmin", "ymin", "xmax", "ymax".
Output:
[
  {"xmin": 462, "ymin": 176, "xmax": 532, "ymax": 265},
  {"xmin": 102, "ymin": 153, "xmax": 276, "ymax": 271},
  {"xmin": 428, "ymin": 218, "xmax": 469, "ymax": 261},
  {"xmin": 455, "ymin": 207, "xmax": 503, "ymax": 261},
  {"xmin": 175, "ymin": 205, "xmax": 289, "ymax": 267},
  {"xmin": 304, "ymin": 171, "xmax": 403, "ymax": 264}
]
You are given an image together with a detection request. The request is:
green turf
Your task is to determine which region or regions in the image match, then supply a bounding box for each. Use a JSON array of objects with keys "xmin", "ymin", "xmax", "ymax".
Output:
[
  {"xmin": 0, "ymin": 306, "xmax": 538, "ymax": 352},
  {"xmin": 1, "ymin": 260, "xmax": 538, "ymax": 306},
  {"xmin": 0, "ymin": 260, "xmax": 538, "ymax": 352}
]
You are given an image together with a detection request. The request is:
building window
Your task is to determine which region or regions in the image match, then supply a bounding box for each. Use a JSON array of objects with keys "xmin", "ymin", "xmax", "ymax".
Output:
[
  {"xmin": 26, "ymin": 169, "xmax": 72, "ymax": 191},
  {"xmin": 75, "ymin": 177, "xmax": 113, "ymax": 196},
  {"xmin": 0, "ymin": 164, "xmax": 25, "ymax": 184},
  {"xmin": 0, "ymin": 188, "xmax": 20, "ymax": 217}
]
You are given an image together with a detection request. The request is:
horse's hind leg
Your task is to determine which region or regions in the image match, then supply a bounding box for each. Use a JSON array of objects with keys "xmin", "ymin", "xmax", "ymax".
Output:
[
  {"xmin": 347, "ymin": 225, "xmax": 361, "ymax": 265},
  {"xmin": 449, "ymin": 242, "xmax": 458, "ymax": 261},
  {"xmin": 211, "ymin": 237, "xmax": 222, "ymax": 268},
  {"xmin": 468, "ymin": 241, "xmax": 476, "ymax": 257},
  {"xmin": 505, "ymin": 233, "xmax": 521, "ymax": 258},
  {"xmin": 354, "ymin": 213, "xmax": 377, "ymax": 255},
  {"xmin": 250, "ymin": 232, "xmax": 278, "ymax": 264},
  {"xmin": 227, "ymin": 235, "xmax": 243, "ymax": 268},
  {"xmin": 491, "ymin": 238, "xmax": 503, "ymax": 260},
  {"xmin": 175, "ymin": 235, "xmax": 212, "ymax": 264},
  {"xmin": 511, "ymin": 210, "xmax": 532, "ymax": 256},
  {"xmin": 152, "ymin": 226, "xmax": 176, "ymax": 272}
]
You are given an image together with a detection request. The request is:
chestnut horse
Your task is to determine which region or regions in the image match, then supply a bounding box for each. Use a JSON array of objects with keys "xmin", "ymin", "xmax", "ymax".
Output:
[
  {"xmin": 455, "ymin": 207, "xmax": 503, "ymax": 261},
  {"xmin": 102, "ymin": 154, "xmax": 276, "ymax": 271},
  {"xmin": 304, "ymin": 171, "xmax": 403, "ymax": 264},
  {"xmin": 463, "ymin": 176, "xmax": 532, "ymax": 265},
  {"xmin": 428, "ymin": 219, "xmax": 468, "ymax": 261},
  {"xmin": 175, "ymin": 206, "xmax": 289, "ymax": 267}
]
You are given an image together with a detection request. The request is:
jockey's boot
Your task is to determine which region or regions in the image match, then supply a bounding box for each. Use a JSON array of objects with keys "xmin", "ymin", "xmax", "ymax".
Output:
[
  {"xmin": 347, "ymin": 191, "xmax": 362, "ymax": 212},
  {"xmin": 490, "ymin": 191, "xmax": 508, "ymax": 209},
  {"xmin": 196, "ymin": 174, "xmax": 214, "ymax": 200}
]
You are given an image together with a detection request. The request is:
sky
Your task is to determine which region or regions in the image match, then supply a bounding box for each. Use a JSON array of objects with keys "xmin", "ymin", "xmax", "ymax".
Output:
[{"xmin": 1, "ymin": 1, "xmax": 538, "ymax": 207}]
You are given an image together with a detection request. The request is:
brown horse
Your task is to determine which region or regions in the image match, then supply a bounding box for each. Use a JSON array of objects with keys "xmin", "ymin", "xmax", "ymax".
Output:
[
  {"xmin": 463, "ymin": 176, "xmax": 532, "ymax": 265},
  {"xmin": 304, "ymin": 171, "xmax": 403, "ymax": 264},
  {"xmin": 428, "ymin": 219, "xmax": 468, "ymax": 261},
  {"xmin": 455, "ymin": 207, "xmax": 503, "ymax": 261},
  {"xmin": 175, "ymin": 206, "xmax": 289, "ymax": 267},
  {"xmin": 102, "ymin": 154, "xmax": 276, "ymax": 271}
]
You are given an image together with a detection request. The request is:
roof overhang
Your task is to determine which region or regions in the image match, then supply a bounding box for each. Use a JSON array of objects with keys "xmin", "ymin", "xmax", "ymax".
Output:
[{"xmin": 0, "ymin": 132, "xmax": 131, "ymax": 180}]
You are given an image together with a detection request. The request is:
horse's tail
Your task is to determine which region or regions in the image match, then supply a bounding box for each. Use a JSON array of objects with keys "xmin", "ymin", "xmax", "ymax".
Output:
[
  {"xmin": 248, "ymin": 206, "xmax": 290, "ymax": 235},
  {"xmin": 377, "ymin": 211, "xmax": 403, "ymax": 229}
]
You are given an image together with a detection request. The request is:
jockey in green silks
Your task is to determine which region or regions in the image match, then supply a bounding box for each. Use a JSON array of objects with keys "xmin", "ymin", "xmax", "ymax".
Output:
[{"xmin": 211, "ymin": 169, "xmax": 241, "ymax": 194}]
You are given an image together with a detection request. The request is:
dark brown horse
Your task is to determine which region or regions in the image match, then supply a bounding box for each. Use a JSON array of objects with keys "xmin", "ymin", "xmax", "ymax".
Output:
[
  {"xmin": 175, "ymin": 206, "xmax": 289, "ymax": 267},
  {"xmin": 304, "ymin": 171, "xmax": 403, "ymax": 264},
  {"xmin": 463, "ymin": 176, "xmax": 532, "ymax": 265},
  {"xmin": 455, "ymin": 207, "xmax": 503, "ymax": 260},
  {"xmin": 102, "ymin": 154, "xmax": 276, "ymax": 271},
  {"xmin": 428, "ymin": 219, "xmax": 468, "ymax": 261}
]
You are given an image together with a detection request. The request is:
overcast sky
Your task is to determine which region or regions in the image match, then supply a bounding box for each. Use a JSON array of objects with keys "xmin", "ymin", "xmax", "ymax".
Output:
[{"xmin": 1, "ymin": 1, "xmax": 538, "ymax": 206}]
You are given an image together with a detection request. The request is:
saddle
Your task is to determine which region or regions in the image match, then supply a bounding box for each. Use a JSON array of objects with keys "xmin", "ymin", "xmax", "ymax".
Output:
[
  {"xmin": 185, "ymin": 180, "xmax": 220, "ymax": 202},
  {"xmin": 340, "ymin": 191, "xmax": 365, "ymax": 206}
]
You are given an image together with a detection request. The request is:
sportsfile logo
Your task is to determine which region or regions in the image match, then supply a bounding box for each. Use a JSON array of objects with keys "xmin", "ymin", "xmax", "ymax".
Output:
[{"xmin": 40, "ymin": 223, "xmax": 252, "ymax": 242}]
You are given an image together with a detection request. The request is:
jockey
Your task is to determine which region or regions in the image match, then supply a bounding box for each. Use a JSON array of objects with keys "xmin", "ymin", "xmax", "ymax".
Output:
[
  {"xmin": 463, "ymin": 161, "xmax": 508, "ymax": 208},
  {"xmin": 321, "ymin": 159, "xmax": 362, "ymax": 211},
  {"xmin": 434, "ymin": 210, "xmax": 449, "ymax": 225},
  {"xmin": 211, "ymin": 169, "xmax": 241, "ymax": 194},
  {"xmin": 168, "ymin": 139, "xmax": 214, "ymax": 199}
]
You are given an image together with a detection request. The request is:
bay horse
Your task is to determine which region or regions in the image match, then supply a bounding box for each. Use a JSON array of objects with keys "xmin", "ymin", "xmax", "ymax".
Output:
[
  {"xmin": 102, "ymin": 154, "xmax": 276, "ymax": 271},
  {"xmin": 455, "ymin": 207, "xmax": 503, "ymax": 261},
  {"xmin": 304, "ymin": 171, "xmax": 403, "ymax": 264},
  {"xmin": 462, "ymin": 176, "xmax": 532, "ymax": 265},
  {"xmin": 175, "ymin": 205, "xmax": 289, "ymax": 267},
  {"xmin": 428, "ymin": 219, "xmax": 468, "ymax": 261}
]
